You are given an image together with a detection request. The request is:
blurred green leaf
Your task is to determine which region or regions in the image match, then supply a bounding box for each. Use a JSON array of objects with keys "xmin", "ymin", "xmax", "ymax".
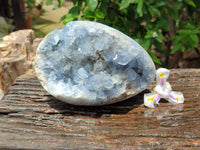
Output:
[
  {"xmin": 119, "ymin": 0, "xmax": 131, "ymax": 9},
  {"xmin": 95, "ymin": 10, "xmax": 105, "ymax": 19},
  {"xmin": 140, "ymin": 39, "xmax": 151, "ymax": 50},
  {"xmin": 189, "ymin": 34, "xmax": 199, "ymax": 46},
  {"xmin": 155, "ymin": 1, "xmax": 167, "ymax": 7},
  {"xmin": 69, "ymin": 6, "xmax": 81, "ymax": 17},
  {"xmin": 137, "ymin": 0, "xmax": 143, "ymax": 16},
  {"xmin": 86, "ymin": 0, "xmax": 98, "ymax": 11},
  {"xmin": 119, "ymin": 0, "xmax": 139, "ymax": 9},
  {"xmin": 183, "ymin": 34, "xmax": 199, "ymax": 49},
  {"xmin": 60, "ymin": 6, "xmax": 80, "ymax": 24},
  {"xmin": 177, "ymin": 29, "xmax": 200, "ymax": 35},
  {"xmin": 184, "ymin": 0, "xmax": 196, "ymax": 8},
  {"xmin": 148, "ymin": 52, "xmax": 162, "ymax": 65},
  {"xmin": 145, "ymin": 30, "xmax": 154, "ymax": 38},
  {"xmin": 60, "ymin": 15, "xmax": 66, "ymax": 22},
  {"xmin": 173, "ymin": 1, "xmax": 183, "ymax": 9},
  {"xmin": 156, "ymin": 32, "xmax": 163, "ymax": 43},
  {"xmin": 62, "ymin": 14, "xmax": 76, "ymax": 24},
  {"xmin": 171, "ymin": 43, "xmax": 182, "ymax": 52},
  {"xmin": 82, "ymin": 8, "xmax": 95, "ymax": 19},
  {"xmin": 148, "ymin": 6, "xmax": 161, "ymax": 17}
]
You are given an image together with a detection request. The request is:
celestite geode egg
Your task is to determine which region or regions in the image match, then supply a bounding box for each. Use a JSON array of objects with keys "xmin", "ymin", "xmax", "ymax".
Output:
[{"xmin": 34, "ymin": 21, "xmax": 156, "ymax": 106}]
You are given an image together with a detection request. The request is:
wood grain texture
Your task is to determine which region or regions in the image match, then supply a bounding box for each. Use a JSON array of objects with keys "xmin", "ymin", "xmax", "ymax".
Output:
[{"xmin": 0, "ymin": 69, "xmax": 200, "ymax": 149}]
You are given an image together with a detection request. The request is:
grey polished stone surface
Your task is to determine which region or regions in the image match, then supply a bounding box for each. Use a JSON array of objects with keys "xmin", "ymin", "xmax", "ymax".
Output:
[{"xmin": 34, "ymin": 21, "xmax": 156, "ymax": 105}]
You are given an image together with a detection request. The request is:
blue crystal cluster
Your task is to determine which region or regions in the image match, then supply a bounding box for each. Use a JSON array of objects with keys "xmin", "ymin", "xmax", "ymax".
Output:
[{"xmin": 34, "ymin": 21, "xmax": 156, "ymax": 105}]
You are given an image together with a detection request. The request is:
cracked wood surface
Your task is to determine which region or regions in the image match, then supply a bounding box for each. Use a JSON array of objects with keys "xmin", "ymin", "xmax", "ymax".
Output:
[{"xmin": 0, "ymin": 69, "xmax": 200, "ymax": 149}]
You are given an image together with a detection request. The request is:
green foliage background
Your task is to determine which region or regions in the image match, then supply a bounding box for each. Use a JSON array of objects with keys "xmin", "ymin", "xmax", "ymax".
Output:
[{"xmin": 44, "ymin": 0, "xmax": 200, "ymax": 66}]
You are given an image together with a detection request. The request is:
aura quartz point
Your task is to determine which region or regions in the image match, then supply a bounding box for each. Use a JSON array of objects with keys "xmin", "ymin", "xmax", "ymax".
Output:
[{"xmin": 34, "ymin": 21, "xmax": 156, "ymax": 106}]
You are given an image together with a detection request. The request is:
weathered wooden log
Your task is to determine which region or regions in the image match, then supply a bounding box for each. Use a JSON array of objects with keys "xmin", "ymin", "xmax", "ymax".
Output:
[{"xmin": 0, "ymin": 69, "xmax": 199, "ymax": 149}]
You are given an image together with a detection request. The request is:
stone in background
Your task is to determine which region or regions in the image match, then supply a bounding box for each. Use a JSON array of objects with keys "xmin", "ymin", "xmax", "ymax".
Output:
[{"xmin": 0, "ymin": 29, "xmax": 42, "ymax": 99}]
